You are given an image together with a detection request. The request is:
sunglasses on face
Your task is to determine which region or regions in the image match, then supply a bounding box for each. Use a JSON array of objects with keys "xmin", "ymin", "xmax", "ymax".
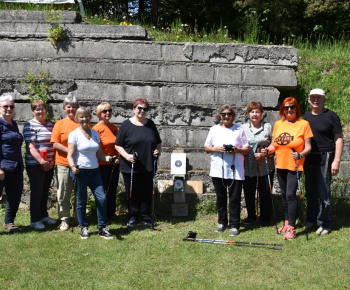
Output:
[
  {"xmin": 101, "ymin": 109, "xmax": 112, "ymax": 114},
  {"xmin": 283, "ymin": 105, "xmax": 296, "ymax": 111},
  {"xmin": 137, "ymin": 106, "xmax": 148, "ymax": 112},
  {"xmin": 2, "ymin": 105, "xmax": 15, "ymax": 110},
  {"xmin": 220, "ymin": 112, "xmax": 233, "ymax": 117}
]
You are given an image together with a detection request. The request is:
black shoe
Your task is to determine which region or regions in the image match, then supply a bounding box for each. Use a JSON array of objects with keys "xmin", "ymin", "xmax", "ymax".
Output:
[
  {"xmin": 244, "ymin": 218, "xmax": 256, "ymax": 225},
  {"xmin": 98, "ymin": 227, "xmax": 114, "ymax": 239},
  {"xmin": 142, "ymin": 218, "xmax": 155, "ymax": 227},
  {"xmin": 81, "ymin": 227, "xmax": 89, "ymax": 239},
  {"xmin": 260, "ymin": 221, "xmax": 269, "ymax": 228}
]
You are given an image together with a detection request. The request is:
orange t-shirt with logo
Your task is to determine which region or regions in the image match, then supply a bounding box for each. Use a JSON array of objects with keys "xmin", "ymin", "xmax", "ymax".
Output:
[
  {"xmin": 272, "ymin": 118, "xmax": 313, "ymax": 172},
  {"xmin": 92, "ymin": 122, "xmax": 118, "ymax": 165},
  {"xmin": 50, "ymin": 118, "xmax": 80, "ymax": 166}
]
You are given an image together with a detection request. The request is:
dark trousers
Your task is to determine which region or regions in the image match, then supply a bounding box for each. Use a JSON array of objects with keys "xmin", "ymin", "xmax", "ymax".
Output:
[
  {"xmin": 99, "ymin": 164, "xmax": 120, "ymax": 219},
  {"xmin": 0, "ymin": 164, "xmax": 23, "ymax": 224},
  {"xmin": 277, "ymin": 169, "xmax": 299, "ymax": 227},
  {"xmin": 26, "ymin": 165, "xmax": 54, "ymax": 222},
  {"xmin": 122, "ymin": 171, "xmax": 153, "ymax": 220},
  {"xmin": 305, "ymin": 154, "xmax": 333, "ymax": 229},
  {"xmin": 212, "ymin": 177, "xmax": 243, "ymax": 229},
  {"xmin": 243, "ymin": 171, "xmax": 274, "ymax": 223}
]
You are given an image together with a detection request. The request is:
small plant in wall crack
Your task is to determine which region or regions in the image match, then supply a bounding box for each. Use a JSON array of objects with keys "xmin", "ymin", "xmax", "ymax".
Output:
[
  {"xmin": 21, "ymin": 71, "xmax": 51, "ymax": 103},
  {"xmin": 45, "ymin": 10, "xmax": 67, "ymax": 45}
]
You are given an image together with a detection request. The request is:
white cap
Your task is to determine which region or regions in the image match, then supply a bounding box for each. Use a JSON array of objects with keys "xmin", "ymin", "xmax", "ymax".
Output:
[{"xmin": 309, "ymin": 88, "xmax": 325, "ymax": 96}]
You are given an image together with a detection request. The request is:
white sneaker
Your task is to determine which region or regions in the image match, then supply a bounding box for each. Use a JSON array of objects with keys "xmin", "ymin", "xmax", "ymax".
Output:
[
  {"xmin": 41, "ymin": 217, "xmax": 57, "ymax": 225},
  {"xmin": 316, "ymin": 226, "xmax": 330, "ymax": 235},
  {"xmin": 59, "ymin": 221, "xmax": 69, "ymax": 231},
  {"xmin": 30, "ymin": 221, "xmax": 45, "ymax": 230}
]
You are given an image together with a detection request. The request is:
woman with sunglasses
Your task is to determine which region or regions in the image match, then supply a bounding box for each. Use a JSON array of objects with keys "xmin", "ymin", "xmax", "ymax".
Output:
[
  {"xmin": 0, "ymin": 95, "xmax": 24, "ymax": 233},
  {"xmin": 93, "ymin": 102, "xmax": 119, "ymax": 222},
  {"xmin": 241, "ymin": 101, "xmax": 275, "ymax": 227},
  {"xmin": 115, "ymin": 98, "xmax": 162, "ymax": 228},
  {"xmin": 261, "ymin": 97, "xmax": 313, "ymax": 240},
  {"xmin": 204, "ymin": 105, "xmax": 249, "ymax": 236}
]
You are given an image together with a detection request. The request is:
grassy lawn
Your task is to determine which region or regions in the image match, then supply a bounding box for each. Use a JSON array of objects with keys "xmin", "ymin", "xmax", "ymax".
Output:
[{"xmin": 0, "ymin": 204, "xmax": 349, "ymax": 289}]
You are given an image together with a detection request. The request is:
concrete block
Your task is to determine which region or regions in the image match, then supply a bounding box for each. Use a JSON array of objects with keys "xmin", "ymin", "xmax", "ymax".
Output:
[
  {"xmin": 187, "ymin": 86, "xmax": 215, "ymax": 104},
  {"xmin": 183, "ymin": 43, "xmax": 221, "ymax": 62},
  {"xmin": 160, "ymin": 128, "xmax": 187, "ymax": 147},
  {"xmin": 185, "ymin": 181, "xmax": 203, "ymax": 194},
  {"xmin": 0, "ymin": 23, "xmax": 150, "ymax": 40},
  {"xmin": 215, "ymin": 66, "xmax": 242, "ymax": 84},
  {"xmin": 187, "ymin": 64, "xmax": 215, "ymax": 83},
  {"xmin": 242, "ymin": 66, "xmax": 297, "ymax": 88},
  {"xmin": 241, "ymin": 87, "xmax": 280, "ymax": 108},
  {"xmin": 0, "ymin": 10, "xmax": 81, "ymax": 24},
  {"xmin": 215, "ymin": 86, "xmax": 243, "ymax": 105},
  {"xmin": 174, "ymin": 192, "xmax": 186, "ymax": 203},
  {"xmin": 172, "ymin": 203, "xmax": 188, "ymax": 216},
  {"xmin": 159, "ymin": 64, "xmax": 187, "ymax": 83},
  {"xmin": 162, "ymin": 43, "xmax": 192, "ymax": 62},
  {"xmin": 187, "ymin": 129, "xmax": 209, "ymax": 148},
  {"xmin": 160, "ymin": 85, "xmax": 187, "ymax": 103}
]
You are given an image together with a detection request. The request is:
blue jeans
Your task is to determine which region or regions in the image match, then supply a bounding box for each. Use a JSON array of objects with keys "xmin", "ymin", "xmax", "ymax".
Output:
[
  {"xmin": 73, "ymin": 168, "xmax": 107, "ymax": 229},
  {"xmin": 304, "ymin": 154, "xmax": 332, "ymax": 229}
]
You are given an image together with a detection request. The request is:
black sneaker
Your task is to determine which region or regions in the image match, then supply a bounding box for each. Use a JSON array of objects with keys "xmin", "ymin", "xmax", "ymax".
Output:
[
  {"xmin": 98, "ymin": 227, "xmax": 114, "ymax": 239},
  {"xmin": 142, "ymin": 218, "xmax": 155, "ymax": 227},
  {"xmin": 244, "ymin": 218, "xmax": 256, "ymax": 225},
  {"xmin": 81, "ymin": 227, "xmax": 89, "ymax": 239},
  {"xmin": 127, "ymin": 216, "xmax": 137, "ymax": 228}
]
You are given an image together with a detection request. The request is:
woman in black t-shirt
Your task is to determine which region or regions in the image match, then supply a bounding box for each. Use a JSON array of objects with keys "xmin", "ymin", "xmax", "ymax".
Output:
[{"xmin": 116, "ymin": 98, "xmax": 162, "ymax": 228}]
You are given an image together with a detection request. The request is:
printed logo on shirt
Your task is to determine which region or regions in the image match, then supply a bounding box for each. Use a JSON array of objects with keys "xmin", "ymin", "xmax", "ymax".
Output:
[{"xmin": 275, "ymin": 132, "xmax": 294, "ymax": 145}]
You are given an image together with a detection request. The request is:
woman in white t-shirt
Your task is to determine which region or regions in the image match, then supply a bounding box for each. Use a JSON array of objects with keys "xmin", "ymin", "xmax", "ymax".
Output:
[
  {"xmin": 67, "ymin": 107, "xmax": 117, "ymax": 240},
  {"xmin": 204, "ymin": 105, "xmax": 249, "ymax": 237}
]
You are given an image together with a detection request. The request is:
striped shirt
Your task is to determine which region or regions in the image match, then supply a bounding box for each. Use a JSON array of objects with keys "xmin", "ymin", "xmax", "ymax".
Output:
[{"xmin": 23, "ymin": 120, "xmax": 55, "ymax": 165}]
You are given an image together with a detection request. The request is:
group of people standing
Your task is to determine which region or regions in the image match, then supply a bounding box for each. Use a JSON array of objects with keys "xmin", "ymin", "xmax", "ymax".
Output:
[
  {"xmin": 205, "ymin": 89, "xmax": 343, "ymax": 240},
  {"xmin": 0, "ymin": 96, "xmax": 161, "ymax": 239},
  {"xmin": 0, "ymin": 88, "xmax": 343, "ymax": 241}
]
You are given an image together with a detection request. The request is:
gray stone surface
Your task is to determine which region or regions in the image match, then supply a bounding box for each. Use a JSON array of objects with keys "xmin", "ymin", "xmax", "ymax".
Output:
[
  {"xmin": 0, "ymin": 12, "xmax": 305, "ymax": 195},
  {"xmin": 0, "ymin": 10, "xmax": 81, "ymax": 23}
]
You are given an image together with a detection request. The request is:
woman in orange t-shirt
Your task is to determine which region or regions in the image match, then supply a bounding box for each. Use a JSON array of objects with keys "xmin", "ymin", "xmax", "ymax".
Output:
[
  {"xmin": 93, "ymin": 102, "xmax": 120, "ymax": 221},
  {"xmin": 50, "ymin": 96, "xmax": 80, "ymax": 231},
  {"xmin": 262, "ymin": 97, "xmax": 313, "ymax": 240}
]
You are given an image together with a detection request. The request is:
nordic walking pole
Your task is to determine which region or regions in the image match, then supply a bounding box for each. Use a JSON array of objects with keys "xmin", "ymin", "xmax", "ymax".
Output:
[
  {"xmin": 71, "ymin": 165, "xmax": 79, "ymax": 233},
  {"xmin": 129, "ymin": 152, "xmax": 138, "ymax": 198},
  {"xmin": 256, "ymin": 144, "xmax": 261, "ymax": 223},
  {"xmin": 183, "ymin": 231, "xmax": 283, "ymax": 250},
  {"xmin": 105, "ymin": 156, "xmax": 118, "ymax": 196},
  {"xmin": 265, "ymin": 156, "xmax": 278, "ymax": 234},
  {"xmin": 151, "ymin": 153, "xmax": 159, "ymax": 228},
  {"xmin": 292, "ymin": 149, "xmax": 308, "ymax": 241}
]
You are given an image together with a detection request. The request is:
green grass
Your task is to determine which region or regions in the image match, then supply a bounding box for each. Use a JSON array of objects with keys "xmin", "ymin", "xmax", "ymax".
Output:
[{"xmin": 1, "ymin": 203, "xmax": 350, "ymax": 289}]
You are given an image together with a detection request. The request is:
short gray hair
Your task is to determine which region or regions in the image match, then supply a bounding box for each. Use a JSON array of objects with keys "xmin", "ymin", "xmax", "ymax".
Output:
[
  {"xmin": 63, "ymin": 96, "xmax": 79, "ymax": 108},
  {"xmin": 215, "ymin": 104, "xmax": 236, "ymax": 123},
  {"xmin": 0, "ymin": 94, "xmax": 14, "ymax": 104}
]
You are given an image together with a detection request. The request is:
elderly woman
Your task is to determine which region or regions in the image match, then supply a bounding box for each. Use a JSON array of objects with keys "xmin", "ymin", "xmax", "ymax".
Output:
[
  {"xmin": 23, "ymin": 100, "xmax": 56, "ymax": 230},
  {"xmin": 93, "ymin": 102, "xmax": 119, "ymax": 221},
  {"xmin": 68, "ymin": 107, "xmax": 116, "ymax": 239},
  {"xmin": 115, "ymin": 98, "xmax": 162, "ymax": 228},
  {"xmin": 241, "ymin": 101, "xmax": 275, "ymax": 227},
  {"xmin": 0, "ymin": 95, "xmax": 23, "ymax": 233},
  {"xmin": 204, "ymin": 104, "xmax": 249, "ymax": 236},
  {"xmin": 262, "ymin": 97, "xmax": 313, "ymax": 240},
  {"xmin": 50, "ymin": 96, "xmax": 79, "ymax": 231}
]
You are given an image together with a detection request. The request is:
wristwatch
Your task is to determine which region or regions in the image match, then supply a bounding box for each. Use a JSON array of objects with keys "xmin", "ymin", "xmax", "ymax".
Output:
[{"xmin": 299, "ymin": 153, "xmax": 305, "ymax": 159}]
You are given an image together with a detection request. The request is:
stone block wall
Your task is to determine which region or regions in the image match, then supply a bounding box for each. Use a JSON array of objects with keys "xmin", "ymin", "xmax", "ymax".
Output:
[{"xmin": 2, "ymin": 11, "xmax": 347, "ymax": 198}]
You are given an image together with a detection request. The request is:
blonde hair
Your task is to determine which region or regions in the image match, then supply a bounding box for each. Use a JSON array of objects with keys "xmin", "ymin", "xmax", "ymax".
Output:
[
  {"xmin": 74, "ymin": 107, "xmax": 92, "ymax": 122},
  {"xmin": 96, "ymin": 102, "xmax": 112, "ymax": 118}
]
